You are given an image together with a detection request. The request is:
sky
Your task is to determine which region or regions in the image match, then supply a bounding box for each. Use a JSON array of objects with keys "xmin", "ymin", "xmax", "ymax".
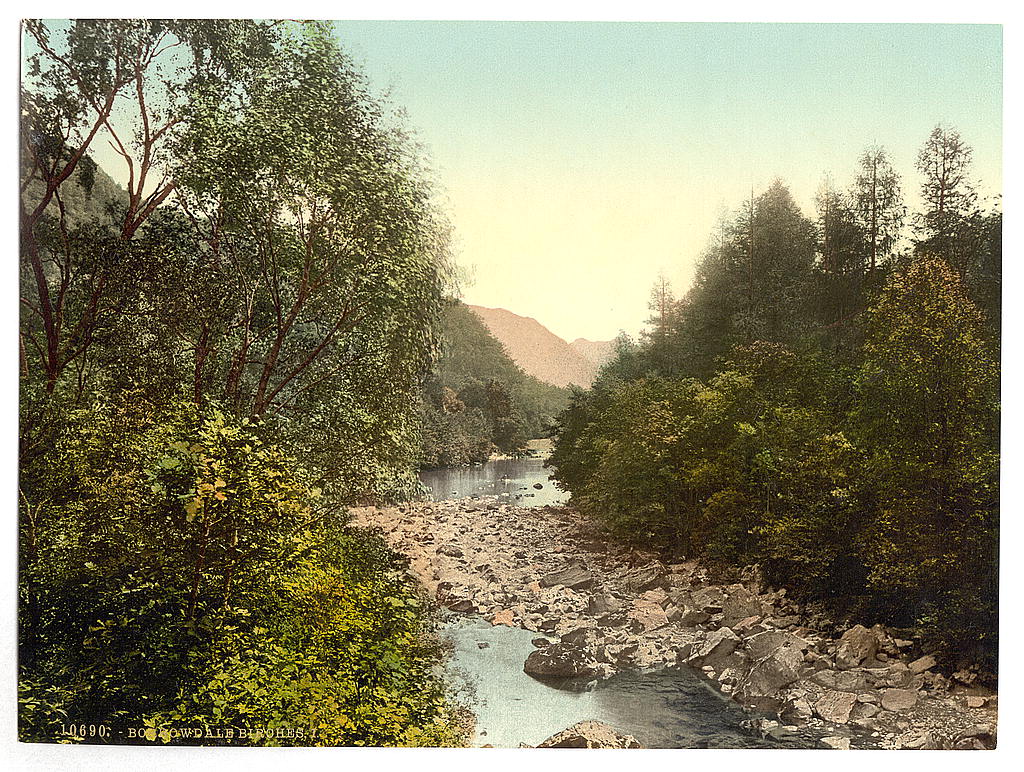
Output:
[{"xmin": 330, "ymin": 21, "xmax": 1003, "ymax": 342}]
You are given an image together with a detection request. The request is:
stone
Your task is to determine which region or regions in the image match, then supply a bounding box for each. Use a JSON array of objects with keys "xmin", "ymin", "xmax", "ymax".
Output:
[
  {"xmin": 781, "ymin": 696, "xmax": 814, "ymax": 723},
  {"xmin": 627, "ymin": 598, "xmax": 670, "ymax": 632},
  {"xmin": 537, "ymin": 721, "xmax": 641, "ymax": 749},
  {"xmin": 821, "ymin": 736, "xmax": 851, "ymax": 750},
  {"xmin": 491, "ymin": 609, "xmax": 515, "ymax": 626},
  {"xmin": 679, "ymin": 608, "xmax": 711, "ymax": 626},
  {"xmin": 620, "ymin": 563, "xmax": 668, "ymax": 593},
  {"xmin": 850, "ymin": 702, "xmax": 880, "ymax": 720},
  {"xmin": 722, "ymin": 585, "xmax": 763, "ymax": 626},
  {"xmin": 908, "ymin": 654, "xmax": 937, "ymax": 674},
  {"xmin": 880, "ymin": 687, "xmax": 918, "ymax": 712},
  {"xmin": 524, "ymin": 643, "xmax": 597, "ymax": 679},
  {"xmin": 687, "ymin": 627, "xmax": 741, "ymax": 665},
  {"xmin": 814, "ymin": 690, "xmax": 858, "ymax": 724},
  {"xmin": 810, "ymin": 669, "xmax": 870, "ymax": 692},
  {"xmin": 745, "ymin": 630, "xmax": 811, "ymax": 661},
  {"xmin": 835, "ymin": 624, "xmax": 879, "ymax": 669},
  {"xmin": 560, "ymin": 625, "xmax": 600, "ymax": 647},
  {"xmin": 966, "ymin": 695, "xmax": 986, "ymax": 709},
  {"xmin": 447, "ymin": 598, "xmax": 477, "ymax": 613},
  {"xmin": 436, "ymin": 544, "xmax": 464, "ymax": 558},
  {"xmin": 539, "ymin": 564, "xmax": 597, "ymax": 591},
  {"xmin": 740, "ymin": 643, "xmax": 804, "ymax": 697}
]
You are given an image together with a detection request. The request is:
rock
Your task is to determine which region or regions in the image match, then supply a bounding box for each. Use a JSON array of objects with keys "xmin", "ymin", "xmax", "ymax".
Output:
[
  {"xmin": 524, "ymin": 643, "xmax": 597, "ymax": 679},
  {"xmin": 627, "ymin": 598, "xmax": 670, "ymax": 632},
  {"xmin": 966, "ymin": 695, "xmax": 987, "ymax": 709},
  {"xmin": 477, "ymin": 641, "xmax": 490, "ymax": 649},
  {"xmin": 679, "ymin": 608, "xmax": 711, "ymax": 626},
  {"xmin": 821, "ymin": 736, "xmax": 851, "ymax": 750},
  {"xmin": 537, "ymin": 721, "xmax": 641, "ymax": 749},
  {"xmin": 436, "ymin": 544, "xmax": 464, "ymax": 558},
  {"xmin": 880, "ymin": 687, "xmax": 918, "ymax": 712},
  {"xmin": 850, "ymin": 701, "xmax": 880, "ymax": 720},
  {"xmin": 810, "ymin": 669, "xmax": 870, "ymax": 692},
  {"xmin": 835, "ymin": 624, "xmax": 879, "ymax": 669},
  {"xmin": 781, "ymin": 696, "xmax": 814, "ymax": 723},
  {"xmin": 539, "ymin": 564, "xmax": 597, "ymax": 591},
  {"xmin": 688, "ymin": 627, "xmax": 740, "ymax": 666},
  {"xmin": 745, "ymin": 630, "xmax": 810, "ymax": 661},
  {"xmin": 722, "ymin": 585, "xmax": 763, "ymax": 626},
  {"xmin": 740, "ymin": 642, "xmax": 804, "ymax": 697},
  {"xmin": 532, "ymin": 637, "xmax": 552, "ymax": 648},
  {"xmin": 447, "ymin": 598, "xmax": 477, "ymax": 613},
  {"xmin": 814, "ymin": 690, "xmax": 858, "ymax": 724},
  {"xmin": 908, "ymin": 654, "xmax": 937, "ymax": 674},
  {"xmin": 560, "ymin": 625, "xmax": 601, "ymax": 647},
  {"xmin": 620, "ymin": 563, "xmax": 668, "ymax": 593},
  {"xmin": 491, "ymin": 608, "xmax": 515, "ymax": 626},
  {"xmin": 690, "ymin": 586, "xmax": 726, "ymax": 613}
]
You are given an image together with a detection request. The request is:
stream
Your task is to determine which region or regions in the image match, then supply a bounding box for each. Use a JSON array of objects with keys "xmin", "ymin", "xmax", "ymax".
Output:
[{"xmin": 421, "ymin": 456, "xmax": 816, "ymax": 748}]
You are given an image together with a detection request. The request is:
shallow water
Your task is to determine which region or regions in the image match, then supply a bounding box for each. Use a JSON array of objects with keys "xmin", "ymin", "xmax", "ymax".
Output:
[
  {"xmin": 419, "ymin": 455, "xmax": 567, "ymax": 508},
  {"xmin": 443, "ymin": 616, "xmax": 814, "ymax": 749}
]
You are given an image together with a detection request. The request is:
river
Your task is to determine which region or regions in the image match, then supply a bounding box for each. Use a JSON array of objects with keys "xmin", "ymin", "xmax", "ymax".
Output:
[
  {"xmin": 419, "ymin": 453, "xmax": 567, "ymax": 508},
  {"xmin": 417, "ymin": 456, "xmax": 815, "ymax": 748}
]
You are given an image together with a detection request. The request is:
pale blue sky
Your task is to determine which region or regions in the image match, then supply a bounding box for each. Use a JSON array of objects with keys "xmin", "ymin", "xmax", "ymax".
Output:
[{"xmin": 332, "ymin": 22, "xmax": 1003, "ymax": 341}]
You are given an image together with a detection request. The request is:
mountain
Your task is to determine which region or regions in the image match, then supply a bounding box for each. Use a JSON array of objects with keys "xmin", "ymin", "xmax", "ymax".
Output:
[
  {"xmin": 570, "ymin": 338, "xmax": 617, "ymax": 369},
  {"xmin": 420, "ymin": 301, "xmax": 570, "ymax": 467},
  {"xmin": 468, "ymin": 305, "xmax": 609, "ymax": 388}
]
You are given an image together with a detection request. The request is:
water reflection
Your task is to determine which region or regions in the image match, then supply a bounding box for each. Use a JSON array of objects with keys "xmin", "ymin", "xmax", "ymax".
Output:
[
  {"xmin": 444, "ymin": 616, "xmax": 797, "ymax": 749},
  {"xmin": 419, "ymin": 455, "xmax": 567, "ymax": 507}
]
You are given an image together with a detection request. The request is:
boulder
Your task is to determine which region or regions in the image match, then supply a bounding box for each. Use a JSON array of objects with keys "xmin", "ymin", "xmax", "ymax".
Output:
[
  {"xmin": 835, "ymin": 625, "xmax": 879, "ymax": 669},
  {"xmin": 740, "ymin": 642, "xmax": 804, "ymax": 697},
  {"xmin": 814, "ymin": 690, "xmax": 858, "ymax": 724},
  {"xmin": 540, "ymin": 564, "xmax": 598, "ymax": 591},
  {"xmin": 620, "ymin": 563, "xmax": 668, "ymax": 593},
  {"xmin": 524, "ymin": 643, "xmax": 597, "ymax": 679},
  {"xmin": 687, "ymin": 628, "xmax": 741, "ymax": 666},
  {"xmin": 436, "ymin": 544, "xmax": 464, "ymax": 558},
  {"xmin": 745, "ymin": 630, "xmax": 811, "ymax": 661},
  {"xmin": 908, "ymin": 654, "xmax": 937, "ymax": 674},
  {"xmin": 627, "ymin": 598, "xmax": 670, "ymax": 632},
  {"xmin": 880, "ymin": 687, "xmax": 918, "ymax": 712},
  {"xmin": 722, "ymin": 586, "xmax": 763, "ymax": 626},
  {"xmin": 537, "ymin": 721, "xmax": 641, "ymax": 749}
]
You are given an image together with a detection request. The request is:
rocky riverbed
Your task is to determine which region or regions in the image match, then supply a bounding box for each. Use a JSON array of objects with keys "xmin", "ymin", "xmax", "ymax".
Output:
[{"xmin": 349, "ymin": 499, "xmax": 997, "ymax": 750}]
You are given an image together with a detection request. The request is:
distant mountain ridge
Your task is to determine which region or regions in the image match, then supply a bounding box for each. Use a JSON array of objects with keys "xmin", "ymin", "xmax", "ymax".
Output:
[
  {"xmin": 570, "ymin": 338, "xmax": 617, "ymax": 369},
  {"xmin": 468, "ymin": 305, "xmax": 613, "ymax": 388}
]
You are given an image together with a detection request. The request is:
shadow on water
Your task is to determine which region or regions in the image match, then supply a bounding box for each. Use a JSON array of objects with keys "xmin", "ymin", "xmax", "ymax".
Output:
[
  {"xmin": 443, "ymin": 616, "xmax": 817, "ymax": 749},
  {"xmin": 419, "ymin": 455, "xmax": 567, "ymax": 507}
]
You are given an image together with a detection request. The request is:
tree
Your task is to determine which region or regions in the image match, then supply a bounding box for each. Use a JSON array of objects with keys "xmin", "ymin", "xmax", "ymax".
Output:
[
  {"xmin": 853, "ymin": 146, "xmax": 904, "ymax": 273},
  {"xmin": 914, "ymin": 126, "xmax": 978, "ymax": 278},
  {"xmin": 854, "ymin": 255, "xmax": 998, "ymax": 649},
  {"xmin": 20, "ymin": 20, "xmax": 277, "ymax": 397}
]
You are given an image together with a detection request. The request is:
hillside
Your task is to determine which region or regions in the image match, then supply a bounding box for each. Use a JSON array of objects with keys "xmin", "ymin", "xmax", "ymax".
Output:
[
  {"xmin": 419, "ymin": 301, "xmax": 571, "ymax": 467},
  {"xmin": 570, "ymin": 338, "xmax": 617, "ymax": 369},
  {"xmin": 468, "ymin": 305, "xmax": 605, "ymax": 388}
]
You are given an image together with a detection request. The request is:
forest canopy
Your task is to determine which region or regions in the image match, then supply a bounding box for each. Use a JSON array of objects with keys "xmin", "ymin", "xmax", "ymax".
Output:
[
  {"xmin": 549, "ymin": 127, "xmax": 1000, "ymax": 669},
  {"xmin": 19, "ymin": 19, "xmax": 464, "ymax": 745}
]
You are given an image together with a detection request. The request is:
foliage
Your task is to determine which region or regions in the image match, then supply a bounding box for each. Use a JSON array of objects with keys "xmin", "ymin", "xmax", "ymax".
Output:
[
  {"xmin": 551, "ymin": 129, "xmax": 1000, "ymax": 668},
  {"xmin": 19, "ymin": 399, "xmax": 463, "ymax": 745},
  {"xmin": 19, "ymin": 19, "xmax": 464, "ymax": 746},
  {"xmin": 419, "ymin": 300, "xmax": 569, "ymax": 466}
]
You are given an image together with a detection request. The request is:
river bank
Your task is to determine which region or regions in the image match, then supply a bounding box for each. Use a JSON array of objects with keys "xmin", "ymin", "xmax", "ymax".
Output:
[{"xmin": 349, "ymin": 498, "xmax": 997, "ymax": 750}]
